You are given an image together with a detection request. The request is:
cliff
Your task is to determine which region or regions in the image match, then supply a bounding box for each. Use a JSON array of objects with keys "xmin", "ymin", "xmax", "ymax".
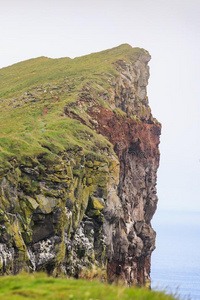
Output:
[{"xmin": 0, "ymin": 44, "xmax": 161, "ymax": 286}]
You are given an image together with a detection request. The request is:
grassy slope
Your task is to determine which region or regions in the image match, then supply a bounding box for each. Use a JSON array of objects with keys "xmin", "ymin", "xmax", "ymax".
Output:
[
  {"xmin": 0, "ymin": 44, "xmax": 141, "ymax": 99},
  {"xmin": 0, "ymin": 273, "xmax": 177, "ymax": 300},
  {"xmin": 0, "ymin": 44, "xmax": 144, "ymax": 168}
]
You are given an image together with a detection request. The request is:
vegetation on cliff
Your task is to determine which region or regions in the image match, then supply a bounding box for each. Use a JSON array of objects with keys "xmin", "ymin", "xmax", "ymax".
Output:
[
  {"xmin": 0, "ymin": 44, "xmax": 161, "ymax": 286},
  {"xmin": 0, "ymin": 44, "xmax": 143, "ymax": 168}
]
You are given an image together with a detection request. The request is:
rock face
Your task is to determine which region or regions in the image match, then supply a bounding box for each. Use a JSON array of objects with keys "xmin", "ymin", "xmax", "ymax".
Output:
[{"xmin": 0, "ymin": 45, "xmax": 161, "ymax": 286}]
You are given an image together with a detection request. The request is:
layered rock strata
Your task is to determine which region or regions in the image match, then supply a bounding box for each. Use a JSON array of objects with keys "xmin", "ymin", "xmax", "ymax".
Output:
[{"xmin": 0, "ymin": 46, "xmax": 161, "ymax": 286}]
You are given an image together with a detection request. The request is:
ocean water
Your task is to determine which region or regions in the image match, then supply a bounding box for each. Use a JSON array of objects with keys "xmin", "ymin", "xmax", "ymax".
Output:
[{"xmin": 151, "ymin": 210, "xmax": 200, "ymax": 300}]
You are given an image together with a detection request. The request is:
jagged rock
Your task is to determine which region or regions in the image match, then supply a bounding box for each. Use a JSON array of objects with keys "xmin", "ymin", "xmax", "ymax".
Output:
[{"xmin": 0, "ymin": 45, "xmax": 161, "ymax": 286}]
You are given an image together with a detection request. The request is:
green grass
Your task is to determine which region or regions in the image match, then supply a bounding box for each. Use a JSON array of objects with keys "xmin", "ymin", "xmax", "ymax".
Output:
[
  {"xmin": 0, "ymin": 44, "xmax": 147, "ymax": 167},
  {"xmin": 0, "ymin": 44, "xmax": 144, "ymax": 99},
  {"xmin": 0, "ymin": 273, "xmax": 177, "ymax": 300}
]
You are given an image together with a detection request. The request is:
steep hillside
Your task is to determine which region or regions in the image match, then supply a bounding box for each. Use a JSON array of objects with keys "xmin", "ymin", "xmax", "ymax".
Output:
[{"xmin": 0, "ymin": 44, "xmax": 161, "ymax": 286}]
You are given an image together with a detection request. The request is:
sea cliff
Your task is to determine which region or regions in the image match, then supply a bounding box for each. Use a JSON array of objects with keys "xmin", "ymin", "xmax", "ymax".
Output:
[{"xmin": 0, "ymin": 44, "xmax": 161, "ymax": 286}]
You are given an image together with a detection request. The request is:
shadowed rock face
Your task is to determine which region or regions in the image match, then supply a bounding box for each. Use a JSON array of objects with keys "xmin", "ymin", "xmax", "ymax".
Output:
[
  {"xmin": 87, "ymin": 106, "xmax": 160, "ymax": 285},
  {"xmin": 85, "ymin": 54, "xmax": 161, "ymax": 285},
  {"xmin": 0, "ymin": 46, "xmax": 161, "ymax": 286}
]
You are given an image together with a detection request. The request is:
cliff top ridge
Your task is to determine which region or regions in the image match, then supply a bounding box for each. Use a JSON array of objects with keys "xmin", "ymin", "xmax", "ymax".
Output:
[{"xmin": 0, "ymin": 44, "xmax": 153, "ymax": 170}]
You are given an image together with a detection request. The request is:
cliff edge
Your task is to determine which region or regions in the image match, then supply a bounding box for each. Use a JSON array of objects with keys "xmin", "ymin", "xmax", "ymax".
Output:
[{"xmin": 0, "ymin": 44, "xmax": 161, "ymax": 286}]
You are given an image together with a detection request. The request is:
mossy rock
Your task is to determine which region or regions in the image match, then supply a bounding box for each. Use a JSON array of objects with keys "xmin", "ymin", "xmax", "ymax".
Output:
[
  {"xmin": 36, "ymin": 194, "xmax": 59, "ymax": 214},
  {"xmin": 91, "ymin": 197, "xmax": 104, "ymax": 211}
]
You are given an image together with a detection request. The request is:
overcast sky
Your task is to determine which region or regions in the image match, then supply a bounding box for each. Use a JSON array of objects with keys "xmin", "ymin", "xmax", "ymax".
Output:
[{"xmin": 1, "ymin": 0, "xmax": 200, "ymax": 212}]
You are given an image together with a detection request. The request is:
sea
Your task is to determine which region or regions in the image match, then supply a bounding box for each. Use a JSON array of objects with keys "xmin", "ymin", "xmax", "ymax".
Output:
[{"xmin": 151, "ymin": 210, "xmax": 200, "ymax": 300}]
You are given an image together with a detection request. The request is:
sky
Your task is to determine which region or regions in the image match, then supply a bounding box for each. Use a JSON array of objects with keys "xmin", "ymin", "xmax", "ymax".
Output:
[{"xmin": 0, "ymin": 0, "xmax": 200, "ymax": 212}]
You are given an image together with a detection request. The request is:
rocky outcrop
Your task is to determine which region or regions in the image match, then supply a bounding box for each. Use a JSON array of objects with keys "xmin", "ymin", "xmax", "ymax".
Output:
[
  {"xmin": 0, "ymin": 45, "xmax": 161, "ymax": 286},
  {"xmin": 0, "ymin": 150, "xmax": 119, "ymax": 278},
  {"xmin": 65, "ymin": 51, "xmax": 161, "ymax": 285}
]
